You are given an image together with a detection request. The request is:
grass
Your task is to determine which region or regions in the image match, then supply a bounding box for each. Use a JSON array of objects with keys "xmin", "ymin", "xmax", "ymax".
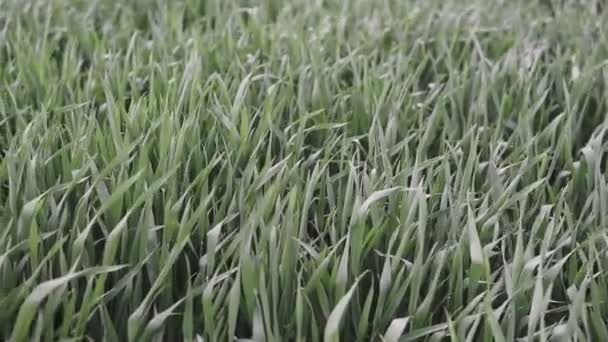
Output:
[{"xmin": 1, "ymin": 0, "xmax": 607, "ymax": 340}]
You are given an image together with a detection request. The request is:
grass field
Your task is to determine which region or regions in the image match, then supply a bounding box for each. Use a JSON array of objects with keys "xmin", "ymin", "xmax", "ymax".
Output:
[{"xmin": 1, "ymin": 0, "xmax": 608, "ymax": 341}]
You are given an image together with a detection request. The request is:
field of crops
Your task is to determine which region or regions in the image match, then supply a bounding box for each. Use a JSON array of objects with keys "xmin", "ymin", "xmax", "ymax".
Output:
[{"xmin": 1, "ymin": 0, "xmax": 607, "ymax": 341}]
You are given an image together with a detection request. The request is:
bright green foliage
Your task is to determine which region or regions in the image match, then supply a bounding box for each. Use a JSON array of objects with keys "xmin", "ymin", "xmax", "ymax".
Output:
[{"xmin": 1, "ymin": 0, "xmax": 608, "ymax": 341}]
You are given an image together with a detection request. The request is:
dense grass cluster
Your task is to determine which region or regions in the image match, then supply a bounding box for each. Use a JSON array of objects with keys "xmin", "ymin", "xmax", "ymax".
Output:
[{"xmin": 1, "ymin": 0, "xmax": 608, "ymax": 341}]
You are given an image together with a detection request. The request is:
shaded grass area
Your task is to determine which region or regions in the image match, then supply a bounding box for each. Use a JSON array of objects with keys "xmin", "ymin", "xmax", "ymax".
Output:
[{"xmin": 1, "ymin": 0, "xmax": 608, "ymax": 341}]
